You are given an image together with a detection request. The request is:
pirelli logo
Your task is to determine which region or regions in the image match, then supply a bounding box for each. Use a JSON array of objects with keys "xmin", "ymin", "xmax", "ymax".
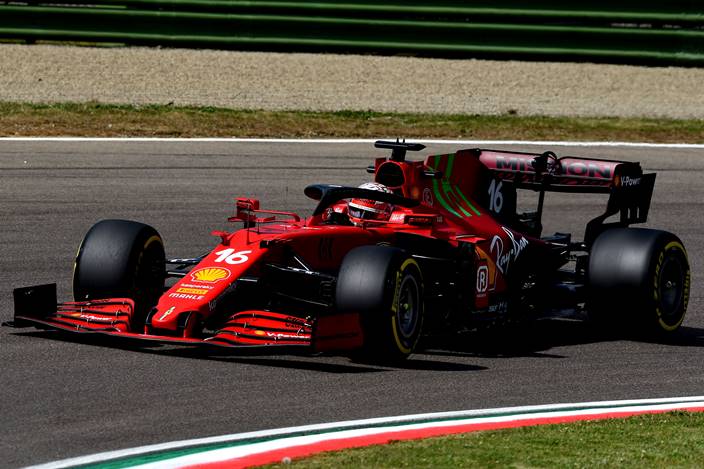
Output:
[{"xmin": 176, "ymin": 287, "xmax": 209, "ymax": 295}]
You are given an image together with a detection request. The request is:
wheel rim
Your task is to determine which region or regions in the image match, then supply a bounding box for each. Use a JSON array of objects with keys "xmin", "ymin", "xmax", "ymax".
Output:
[
  {"xmin": 397, "ymin": 274, "xmax": 420, "ymax": 338},
  {"xmin": 658, "ymin": 255, "xmax": 685, "ymax": 322}
]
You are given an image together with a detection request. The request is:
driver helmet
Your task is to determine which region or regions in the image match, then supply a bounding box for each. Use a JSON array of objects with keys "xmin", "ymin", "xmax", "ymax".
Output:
[{"xmin": 348, "ymin": 182, "xmax": 394, "ymax": 223}]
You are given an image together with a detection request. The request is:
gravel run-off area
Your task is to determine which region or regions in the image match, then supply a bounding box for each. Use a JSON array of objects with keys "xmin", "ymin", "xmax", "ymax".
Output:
[{"xmin": 2, "ymin": 44, "xmax": 704, "ymax": 119}]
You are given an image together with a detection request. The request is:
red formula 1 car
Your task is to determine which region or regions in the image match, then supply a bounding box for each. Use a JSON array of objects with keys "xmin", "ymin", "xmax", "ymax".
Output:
[{"xmin": 10, "ymin": 141, "xmax": 690, "ymax": 361}]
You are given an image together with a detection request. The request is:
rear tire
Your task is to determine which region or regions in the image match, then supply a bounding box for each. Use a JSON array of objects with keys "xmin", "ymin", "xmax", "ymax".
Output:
[
  {"xmin": 73, "ymin": 219, "xmax": 166, "ymax": 324},
  {"xmin": 588, "ymin": 228, "xmax": 690, "ymax": 336},
  {"xmin": 336, "ymin": 246, "xmax": 424, "ymax": 362}
]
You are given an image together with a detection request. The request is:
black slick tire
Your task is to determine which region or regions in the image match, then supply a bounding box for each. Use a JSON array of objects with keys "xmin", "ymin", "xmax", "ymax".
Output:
[
  {"xmin": 588, "ymin": 228, "xmax": 690, "ymax": 336},
  {"xmin": 336, "ymin": 245, "xmax": 424, "ymax": 362},
  {"xmin": 73, "ymin": 219, "xmax": 166, "ymax": 323}
]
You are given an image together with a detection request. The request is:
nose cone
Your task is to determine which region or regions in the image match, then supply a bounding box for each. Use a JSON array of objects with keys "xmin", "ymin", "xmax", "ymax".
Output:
[{"xmin": 150, "ymin": 305, "xmax": 181, "ymax": 330}]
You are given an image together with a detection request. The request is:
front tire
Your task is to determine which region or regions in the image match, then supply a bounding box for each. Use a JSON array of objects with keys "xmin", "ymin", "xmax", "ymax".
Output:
[
  {"xmin": 336, "ymin": 246, "xmax": 424, "ymax": 362},
  {"xmin": 73, "ymin": 219, "xmax": 166, "ymax": 323},
  {"xmin": 588, "ymin": 228, "xmax": 690, "ymax": 335}
]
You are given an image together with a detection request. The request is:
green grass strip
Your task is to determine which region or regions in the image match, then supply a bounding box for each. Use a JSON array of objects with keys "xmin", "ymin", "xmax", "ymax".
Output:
[{"xmin": 1, "ymin": 102, "xmax": 704, "ymax": 142}]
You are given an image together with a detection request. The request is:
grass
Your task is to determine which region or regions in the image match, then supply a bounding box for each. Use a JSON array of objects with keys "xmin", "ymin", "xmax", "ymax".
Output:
[
  {"xmin": 263, "ymin": 411, "xmax": 704, "ymax": 468},
  {"xmin": 1, "ymin": 102, "xmax": 704, "ymax": 141}
]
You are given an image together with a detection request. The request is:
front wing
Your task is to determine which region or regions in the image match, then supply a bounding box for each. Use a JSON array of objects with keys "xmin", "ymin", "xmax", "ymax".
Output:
[{"xmin": 8, "ymin": 284, "xmax": 315, "ymax": 350}]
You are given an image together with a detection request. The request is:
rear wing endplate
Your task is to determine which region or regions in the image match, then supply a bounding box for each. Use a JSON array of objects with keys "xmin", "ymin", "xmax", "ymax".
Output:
[{"xmin": 584, "ymin": 172, "xmax": 656, "ymax": 246}]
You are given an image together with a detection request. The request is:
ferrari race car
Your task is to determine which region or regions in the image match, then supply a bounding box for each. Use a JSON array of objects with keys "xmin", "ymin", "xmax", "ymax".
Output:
[{"xmin": 9, "ymin": 141, "xmax": 690, "ymax": 361}]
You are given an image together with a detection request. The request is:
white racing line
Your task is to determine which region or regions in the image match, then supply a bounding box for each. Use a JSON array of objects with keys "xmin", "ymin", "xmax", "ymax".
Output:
[
  {"xmin": 1, "ymin": 137, "xmax": 704, "ymax": 148},
  {"xmin": 24, "ymin": 398, "xmax": 704, "ymax": 469}
]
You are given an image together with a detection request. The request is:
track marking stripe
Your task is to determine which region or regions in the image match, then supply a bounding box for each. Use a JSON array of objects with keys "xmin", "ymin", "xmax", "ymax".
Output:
[
  {"xmin": 1, "ymin": 137, "xmax": 704, "ymax": 148},
  {"xmin": 25, "ymin": 396, "xmax": 704, "ymax": 469},
  {"xmin": 184, "ymin": 405, "xmax": 704, "ymax": 469}
]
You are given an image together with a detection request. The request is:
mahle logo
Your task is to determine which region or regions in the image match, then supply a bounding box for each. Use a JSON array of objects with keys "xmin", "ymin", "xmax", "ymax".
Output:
[{"xmin": 191, "ymin": 267, "xmax": 231, "ymax": 283}]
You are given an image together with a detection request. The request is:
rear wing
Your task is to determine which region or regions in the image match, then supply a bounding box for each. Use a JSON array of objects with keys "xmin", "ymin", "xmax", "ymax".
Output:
[
  {"xmin": 473, "ymin": 149, "xmax": 655, "ymax": 244},
  {"xmin": 477, "ymin": 149, "xmax": 644, "ymax": 193}
]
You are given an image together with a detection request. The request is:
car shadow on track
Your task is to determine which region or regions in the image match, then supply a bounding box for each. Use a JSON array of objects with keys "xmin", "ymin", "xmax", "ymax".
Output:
[
  {"xmin": 420, "ymin": 319, "xmax": 704, "ymax": 359},
  {"xmin": 7, "ymin": 329, "xmax": 486, "ymax": 373},
  {"xmin": 9, "ymin": 318, "xmax": 703, "ymax": 372},
  {"xmin": 156, "ymin": 351, "xmax": 487, "ymax": 373}
]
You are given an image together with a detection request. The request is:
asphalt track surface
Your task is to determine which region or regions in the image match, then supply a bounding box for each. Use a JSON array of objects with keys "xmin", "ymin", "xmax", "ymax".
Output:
[{"xmin": 1, "ymin": 141, "xmax": 703, "ymax": 468}]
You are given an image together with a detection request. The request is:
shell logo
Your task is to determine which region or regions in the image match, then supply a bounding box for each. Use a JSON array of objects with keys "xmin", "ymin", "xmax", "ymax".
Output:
[{"xmin": 190, "ymin": 267, "xmax": 231, "ymax": 283}]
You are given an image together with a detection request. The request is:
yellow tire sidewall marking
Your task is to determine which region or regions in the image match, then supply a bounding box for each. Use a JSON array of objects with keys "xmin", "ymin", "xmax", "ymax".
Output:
[
  {"xmin": 390, "ymin": 258, "xmax": 423, "ymax": 355},
  {"xmin": 655, "ymin": 241, "xmax": 689, "ymax": 331},
  {"xmin": 71, "ymin": 238, "xmax": 86, "ymax": 300}
]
